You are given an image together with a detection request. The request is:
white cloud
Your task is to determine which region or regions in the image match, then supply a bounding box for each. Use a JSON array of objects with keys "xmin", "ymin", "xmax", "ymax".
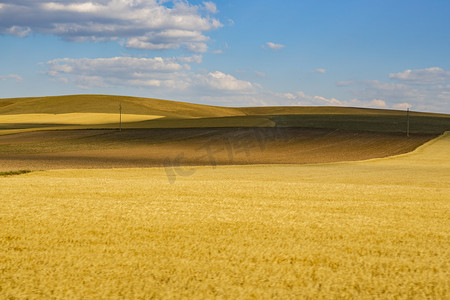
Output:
[
  {"xmin": 46, "ymin": 56, "xmax": 192, "ymax": 88},
  {"xmin": 5, "ymin": 25, "xmax": 31, "ymax": 37},
  {"xmin": 43, "ymin": 56, "xmax": 450, "ymax": 112},
  {"xmin": 389, "ymin": 67, "xmax": 450, "ymax": 85},
  {"xmin": 195, "ymin": 71, "xmax": 255, "ymax": 93},
  {"xmin": 0, "ymin": 0, "xmax": 222, "ymax": 52},
  {"xmin": 185, "ymin": 42, "xmax": 209, "ymax": 53},
  {"xmin": 261, "ymin": 90, "xmax": 345, "ymax": 106},
  {"xmin": 176, "ymin": 55, "xmax": 202, "ymax": 64},
  {"xmin": 45, "ymin": 55, "xmax": 254, "ymax": 95},
  {"xmin": 264, "ymin": 42, "xmax": 285, "ymax": 51},
  {"xmin": 283, "ymin": 93, "xmax": 296, "ymax": 100},
  {"xmin": 340, "ymin": 67, "xmax": 450, "ymax": 112},
  {"xmin": 256, "ymin": 91, "xmax": 390, "ymax": 110},
  {"xmin": 312, "ymin": 95, "xmax": 343, "ymax": 106},
  {"xmin": 393, "ymin": 103, "xmax": 412, "ymax": 110},
  {"xmin": 203, "ymin": 1, "xmax": 217, "ymax": 14},
  {"xmin": 44, "ymin": 57, "xmax": 381, "ymax": 107},
  {"xmin": 313, "ymin": 68, "xmax": 326, "ymax": 74},
  {"xmin": 0, "ymin": 74, "xmax": 23, "ymax": 81},
  {"xmin": 369, "ymin": 99, "xmax": 387, "ymax": 107}
]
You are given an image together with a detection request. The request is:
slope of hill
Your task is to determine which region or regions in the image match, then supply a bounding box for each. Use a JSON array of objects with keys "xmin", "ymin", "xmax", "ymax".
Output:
[
  {"xmin": 0, "ymin": 94, "xmax": 245, "ymax": 119},
  {"xmin": 1, "ymin": 94, "xmax": 449, "ymax": 134},
  {"xmin": 239, "ymin": 105, "xmax": 450, "ymax": 117}
]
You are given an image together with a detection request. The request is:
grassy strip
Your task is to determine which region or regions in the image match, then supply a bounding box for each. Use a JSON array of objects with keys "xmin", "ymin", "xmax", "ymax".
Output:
[{"xmin": 0, "ymin": 170, "xmax": 32, "ymax": 176}]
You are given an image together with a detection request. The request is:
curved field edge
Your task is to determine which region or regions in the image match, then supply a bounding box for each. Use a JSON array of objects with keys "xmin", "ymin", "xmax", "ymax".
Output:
[
  {"xmin": 296, "ymin": 130, "xmax": 450, "ymax": 167},
  {"xmin": 354, "ymin": 130, "xmax": 450, "ymax": 165}
]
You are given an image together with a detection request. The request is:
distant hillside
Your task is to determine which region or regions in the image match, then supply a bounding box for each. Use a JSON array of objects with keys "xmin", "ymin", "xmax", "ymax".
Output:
[
  {"xmin": 0, "ymin": 94, "xmax": 243, "ymax": 118},
  {"xmin": 0, "ymin": 94, "xmax": 449, "ymax": 134},
  {"xmin": 239, "ymin": 105, "xmax": 450, "ymax": 117}
]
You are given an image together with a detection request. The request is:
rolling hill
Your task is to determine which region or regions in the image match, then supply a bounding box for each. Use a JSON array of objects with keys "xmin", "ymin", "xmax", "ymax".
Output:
[
  {"xmin": 0, "ymin": 94, "xmax": 449, "ymax": 171},
  {"xmin": 1, "ymin": 94, "xmax": 449, "ymax": 134}
]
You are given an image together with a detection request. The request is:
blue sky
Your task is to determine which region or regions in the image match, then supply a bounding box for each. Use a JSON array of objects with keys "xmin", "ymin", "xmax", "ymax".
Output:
[{"xmin": 1, "ymin": 0, "xmax": 450, "ymax": 113}]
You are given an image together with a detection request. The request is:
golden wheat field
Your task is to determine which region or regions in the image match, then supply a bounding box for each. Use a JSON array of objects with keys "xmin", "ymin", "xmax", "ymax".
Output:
[
  {"xmin": 0, "ymin": 113, "xmax": 162, "ymax": 125},
  {"xmin": 0, "ymin": 132, "xmax": 449, "ymax": 298}
]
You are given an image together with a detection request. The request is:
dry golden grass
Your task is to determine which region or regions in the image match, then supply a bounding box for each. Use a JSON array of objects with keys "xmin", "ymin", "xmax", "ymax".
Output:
[
  {"xmin": 0, "ymin": 113, "xmax": 162, "ymax": 125},
  {"xmin": 0, "ymin": 132, "xmax": 449, "ymax": 298},
  {"xmin": 0, "ymin": 95, "xmax": 243, "ymax": 118}
]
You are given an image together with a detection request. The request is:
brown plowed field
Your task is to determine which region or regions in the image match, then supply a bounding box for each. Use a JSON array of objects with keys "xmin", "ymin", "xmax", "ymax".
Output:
[{"xmin": 0, "ymin": 128, "xmax": 435, "ymax": 171}]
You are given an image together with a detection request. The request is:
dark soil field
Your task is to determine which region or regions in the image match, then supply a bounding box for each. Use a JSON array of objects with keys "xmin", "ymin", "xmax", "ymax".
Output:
[{"xmin": 0, "ymin": 128, "xmax": 435, "ymax": 171}]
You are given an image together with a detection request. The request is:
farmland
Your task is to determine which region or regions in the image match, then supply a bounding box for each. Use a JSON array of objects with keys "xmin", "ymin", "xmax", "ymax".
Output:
[
  {"xmin": 0, "ymin": 131, "xmax": 449, "ymax": 298},
  {"xmin": 0, "ymin": 95, "xmax": 449, "ymax": 298},
  {"xmin": 0, "ymin": 128, "xmax": 435, "ymax": 171}
]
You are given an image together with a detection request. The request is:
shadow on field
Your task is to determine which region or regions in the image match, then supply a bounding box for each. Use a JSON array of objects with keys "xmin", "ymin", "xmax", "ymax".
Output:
[{"xmin": 0, "ymin": 128, "xmax": 436, "ymax": 171}]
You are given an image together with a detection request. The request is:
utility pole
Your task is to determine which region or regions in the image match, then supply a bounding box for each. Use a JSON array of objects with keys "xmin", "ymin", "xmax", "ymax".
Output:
[
  {"xmin": 406, "ymin": 107, "xmax": 410, "ymax": 137},
  {"xmin": 119, "ymin": 102, "xmax": 122, "ymax": 132}
]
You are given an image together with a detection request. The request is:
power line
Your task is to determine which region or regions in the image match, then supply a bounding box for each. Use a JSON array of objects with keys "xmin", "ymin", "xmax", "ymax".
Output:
[
  {"xmin": 119, "ymin": 102, "xmax": 122, "ymax": 132},
  {"xmin": 406, "ymin": 107, "xmax": 410, "ymax": 137}
]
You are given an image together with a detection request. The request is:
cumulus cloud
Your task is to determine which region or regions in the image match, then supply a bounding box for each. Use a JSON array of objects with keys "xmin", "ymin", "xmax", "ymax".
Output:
[
  {"xmin": 369, "ymin": 99, "xmax": 387, "ymax": 107},
  {"xmin": 389, "ymin": 67, "xmax": 450, "ymax": 85},
  {"xmin": 42, "ymin": 55, "xmax": 450, "ymax": 112},
  {"xmin": 195, "ymin": 71, "xmax": 255, "ymax": 93},
  {"xmin": 203, "ymin": 1, "xmax": 217, "ymax": 14},
  {"xmin": 263, "ymin": 42, "xmax": 285, "ymax": 51},
  {"xmin": 338, "ymin": 67, "xmax": 450, "ymax": 113},
  {"xmin": 40, "ymin": 54, "xmax": 402, "ymax": 109},
  {"xmin": 256, "ymin": 91, "xmax": 391, "ymax": 110},
  {"xmin": 264, "ymin": 90, "xmax": 345, "ymax": 106},
  {"xmin": 47, "ymin": 56, "xmax": 191, "ymax": 89},
  {"xmin": 45, "ymin": 55, "xmax": 255, "ymax": 94},
  {"xmin": 176, "ymin": 55, "xmax": 202, "ymax": 64},
  {"xmin": 0, "ymin": 74, "xmax": 23, "ymax": 81},
  {"xmin": 5, "ymin": 25, "xmax": 31, "ymax": 37},
  {"xmin": 0, "ymin": 0, "xmax": 222, "ymax": 52}
]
